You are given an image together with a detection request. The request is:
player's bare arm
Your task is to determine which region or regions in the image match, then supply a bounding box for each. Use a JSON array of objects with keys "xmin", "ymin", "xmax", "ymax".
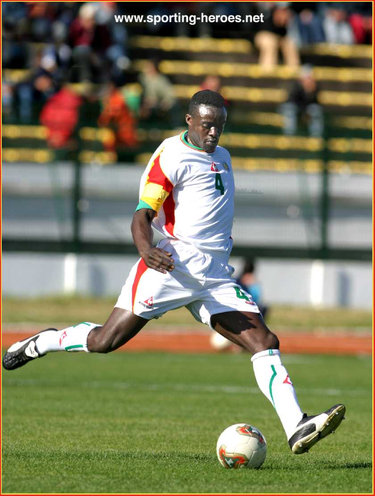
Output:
[{"xmin": 131, "ymin": 208, "xmax": 174, "ymax": 273}]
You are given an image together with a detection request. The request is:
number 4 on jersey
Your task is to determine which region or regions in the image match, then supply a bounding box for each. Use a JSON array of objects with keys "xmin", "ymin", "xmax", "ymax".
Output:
[{"xmin": 215, "ymin": 173, "xmax": 225, "ymax": 195}]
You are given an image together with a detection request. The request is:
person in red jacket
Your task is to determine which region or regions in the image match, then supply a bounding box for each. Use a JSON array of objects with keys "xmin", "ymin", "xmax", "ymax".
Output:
[{"xmin": 40, "ymin": 85, "xmax": 82, "ymax": 148}]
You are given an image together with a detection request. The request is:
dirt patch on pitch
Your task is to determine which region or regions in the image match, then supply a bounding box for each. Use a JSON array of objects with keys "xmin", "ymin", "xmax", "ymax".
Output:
[{"xmin": 1, "ymin": 329, "xmax": 371, "ymax": 355}]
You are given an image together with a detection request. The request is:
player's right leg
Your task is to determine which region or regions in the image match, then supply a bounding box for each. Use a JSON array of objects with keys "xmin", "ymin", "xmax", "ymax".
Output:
[
  {"xmin": 3, "ymin": 252, "xmax": 167, "ymax": 372},
  {"xmin": 3, "ymin": 243, "xmax": 196, "ymax": 372},
  {"xmin": 2, "ymin": 308, "xmax": 148, "ymax": 371}
]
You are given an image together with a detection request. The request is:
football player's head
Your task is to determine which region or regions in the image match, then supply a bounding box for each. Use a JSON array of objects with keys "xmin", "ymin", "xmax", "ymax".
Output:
[{"xmin": 186, "ymin": 90, "xmax": 227, "ymax": 153}]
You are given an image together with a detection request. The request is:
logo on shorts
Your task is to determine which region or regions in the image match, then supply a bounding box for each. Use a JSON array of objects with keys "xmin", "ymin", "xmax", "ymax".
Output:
[
  {"xmin": 141, "ymin": 296, "xmax": 154, "ymax": 308},
  {"xmin": 283, "ymin": 374, "xmax": 293, "ymax": 385}
]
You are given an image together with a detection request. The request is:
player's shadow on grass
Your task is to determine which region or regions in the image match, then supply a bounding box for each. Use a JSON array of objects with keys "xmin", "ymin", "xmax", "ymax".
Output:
[
  {"xmin": 260, "ymin": 460, "xmax": 372, "ymax": 471},
  {"xmin": 340, "ymin": 462, "xmax": 372, "ymax": 469}
]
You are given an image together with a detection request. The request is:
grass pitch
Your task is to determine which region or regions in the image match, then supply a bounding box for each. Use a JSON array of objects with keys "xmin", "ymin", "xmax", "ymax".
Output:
[{"xmin": 2, "ymin": 350, "xmax": 372, "ymax": 494}]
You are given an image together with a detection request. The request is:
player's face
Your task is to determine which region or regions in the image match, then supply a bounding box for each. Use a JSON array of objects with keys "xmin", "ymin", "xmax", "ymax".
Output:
[{"xmin": 186, "ymin": 105, "xmax": 227, "ymax": 153}]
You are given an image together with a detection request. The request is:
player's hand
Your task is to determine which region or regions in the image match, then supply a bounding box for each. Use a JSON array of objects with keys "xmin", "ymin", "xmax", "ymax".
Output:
[{"xmin": 142, "ymin": 247, "xmax": 175, "ymax": 274}]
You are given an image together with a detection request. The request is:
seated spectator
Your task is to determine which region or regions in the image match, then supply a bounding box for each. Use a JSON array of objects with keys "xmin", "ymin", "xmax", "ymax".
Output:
[
  {"xmin": 98, "ymin": 80, "xmax": 138, "ymax": 151},
  {"xmin": 290, "ymin": 2, "xmax": 325, "ymax": 45},
  {"xmin": 94, "ymin": 2, "xmax": 131, "ymax": 79},
  {"xmin": 280, "ymin": 65, "xmax": 323, "ymax": 137},
  {"xmin": 2, "ymin": 2, "xmax": 29, "ymax": 69},
  {"xmin": 322, "ymin": 4, "xmax": 354, "ymax": 44},
  {"xmin": 200, "ymin": 74, "xmax": 222, "ymax": 93},
  {"xmin": 47, "ymin": 21, "xmax": 72, "ymax": 74},
  {"xmin": 40, "ymin": 83, "xmax": 82, "ymax": 149},
  {"xmin": 2, "ymin": 80, "xmax": 14, "ymax": 118},
  {"xmin": 199, "ymin": 75, "xmax": 230, "ymax": 107},
  {"xmin": 348, "ymin": 3, "xmax": 372, "ymax": 44},
  {"xmin": 145, "ymin": 4, "xmax": 176, "ymax": 36},
  {"xmin": 27, "ymin": 2, "xmax": 55, "ymax": 42},
  {"xmin": 138, "ymin": 59, "xmax": 180, "ymax": 127},
  {"xmin": 15, "ymin": 52, "xmax": 60, "ymax": 123},
  {"xmin": 254, "ymin": 4, "xmax": 300, "ymax": 71},
  {"xmin": 68, "ymin": 3, "xmax": 111, "ymax": 82}
]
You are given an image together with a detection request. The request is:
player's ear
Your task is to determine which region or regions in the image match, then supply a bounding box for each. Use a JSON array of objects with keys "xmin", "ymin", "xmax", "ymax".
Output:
[{"xmin": 185, "ymin": 113, "xmax": 192, "ymax": 126}]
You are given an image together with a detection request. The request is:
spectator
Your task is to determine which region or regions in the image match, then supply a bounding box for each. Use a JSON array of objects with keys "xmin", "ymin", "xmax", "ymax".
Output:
[
  {"xmin": 2, "ymin": 2, "xmax": 29, "ymax": 69},
  {"xmin": 348, "ymin": 3, "xmax": 372, "ymax": 44},
  {"xmin": 27, "ymin": 2, "xmax": 56, "ymax": 42},
  {"xmin": 280, "ymin": 64, "xmax": 323, "ymax": 137},
  {"xmin": 290, "ymin": 3, "xmax": 325, "ymax": 45},
  {"xmin": 47, "ymin": 20, "xmax": 72, "ymax": 74},
  {"xmin": 237, "ymin": 258, "xmax": 269, "ymax": 322},
  {"xmin": 200, "ymin": 75, "xmax": 230, "ymax": 108},
  {"xmin": 200, "ymin": 75, "xmax": 222, "ymax": 92},
  {"xmin": 98, "ymin": 80, "xmax": 138, "ymax": 151},
  {"xmin": 145, "ymin": 4, "xmax": 176, "ymax": 36},
  {"xmin": 322, "ymin": 4, "xmax": 354, "ymax": 44},
  {"xmin": 138, "ymin": 59, "xmax": 180, "ymax": 127},
  {"xmin": 15, "ymin": 51, "xmax": 60, "ymax": 123},
  {"xmin": 94, "ymin": 2, "xmax": 131, "ymax": 79},
  {"xmin": 254, "ymin": 3, "xmax": 300, "ymax": 71},
  {"xmin": 2, "ymin": 80, "xmax": 13, "ymax": 118},
  {"xmin": 40, "ymin": 83, "xmax": 82, "ymax": 149},
  {"xmin": 68, "ymin": 3, "xmax": 111, "ymax": 82}
]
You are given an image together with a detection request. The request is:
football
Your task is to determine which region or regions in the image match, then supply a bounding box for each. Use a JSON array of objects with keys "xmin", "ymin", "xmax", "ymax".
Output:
[
  {"xmin": 210, "ymin": 331, "xmax": 232, "ymax": 351},
  {"xmin": 216, "ymin": 423, "xmax": 267, "ymax": 469}
]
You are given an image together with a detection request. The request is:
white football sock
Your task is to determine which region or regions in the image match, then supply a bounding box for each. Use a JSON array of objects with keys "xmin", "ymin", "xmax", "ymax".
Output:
[
  {"xmin": 36, "ymin": 322, "xmax": 100, "ymax": 354},
  {"xmin": 251, "ymin": 349, "xmax": 304, "ymax": 439}
]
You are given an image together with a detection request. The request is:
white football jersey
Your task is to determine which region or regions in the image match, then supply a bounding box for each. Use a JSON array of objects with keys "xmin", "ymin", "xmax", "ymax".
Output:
[{"xmin": 138, "ymin": 131, "xmax": 235, "ymax": 253}]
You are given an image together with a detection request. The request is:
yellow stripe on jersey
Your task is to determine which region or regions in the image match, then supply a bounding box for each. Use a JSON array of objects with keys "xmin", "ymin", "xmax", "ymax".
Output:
[{"xmin": 140, "ymin": 182, "xmax": 170, "ymax": 212}]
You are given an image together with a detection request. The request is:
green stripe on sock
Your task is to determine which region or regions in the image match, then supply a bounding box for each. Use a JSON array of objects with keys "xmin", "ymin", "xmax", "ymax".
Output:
[
  {"xmin": 269, "ymin": 365, "xmax": 277, "ymax": 407},
  {"xmin": 65, "ymin": 344, "xmax": 84, "ymax": 351}
]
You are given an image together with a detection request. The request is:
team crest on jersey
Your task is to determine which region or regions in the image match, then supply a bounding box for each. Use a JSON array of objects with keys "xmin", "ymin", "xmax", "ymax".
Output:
[
  {"xmin": 210, "ymin": 162, "xmax": 219, "ymax": 172},
  {"xmin": 141, "ymin": 296, "xmax": 154, "ymax": 308}
]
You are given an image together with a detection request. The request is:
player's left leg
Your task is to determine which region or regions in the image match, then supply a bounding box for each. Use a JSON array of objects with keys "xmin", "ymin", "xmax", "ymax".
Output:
[{"xmin": 211, "ymin": 311, "xmax": 345, "ymax": 454}]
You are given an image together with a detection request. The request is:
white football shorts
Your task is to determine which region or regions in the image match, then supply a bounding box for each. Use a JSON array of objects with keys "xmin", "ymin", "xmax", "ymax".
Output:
[{"xmin": 115, "ymin": 238, "xmax": 260, "ymax": 328}]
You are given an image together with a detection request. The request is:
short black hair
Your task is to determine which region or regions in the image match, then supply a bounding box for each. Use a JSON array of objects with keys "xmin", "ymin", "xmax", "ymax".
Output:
[
  {"xmin": 188, "ymin": 89, "xmax": 225, "ymax": 115},
  {"xmin": 242, "ymin": 258, "xmax": 255, "ymax": 274}
]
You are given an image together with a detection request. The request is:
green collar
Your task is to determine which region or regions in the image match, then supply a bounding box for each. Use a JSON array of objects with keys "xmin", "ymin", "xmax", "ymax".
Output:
[{"xmin": 181, "ymin": 131, "xmax": 204, "ymax": 151}]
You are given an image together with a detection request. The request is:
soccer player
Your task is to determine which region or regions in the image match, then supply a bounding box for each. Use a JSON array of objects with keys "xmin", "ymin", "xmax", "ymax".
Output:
[{"xmin": 3, "ymin": 90, "xmax": 345, "ymax": 454}]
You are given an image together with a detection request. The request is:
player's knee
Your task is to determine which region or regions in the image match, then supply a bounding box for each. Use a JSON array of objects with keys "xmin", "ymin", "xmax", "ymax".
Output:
[
  {"xmin": 238, "ymin": 328, "xmax": 279, "ymax": 355},
  {"xmin": 265, "ymin": 331, "xmax": 279, "ymax": 350},
  {"xmin": 250, "ymin": 330, "xmax": 279, "ymax": 354}
]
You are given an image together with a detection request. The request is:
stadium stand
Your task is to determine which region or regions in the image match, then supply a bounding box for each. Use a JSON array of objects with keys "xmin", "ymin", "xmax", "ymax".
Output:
[{"xmin": 2, "ymin": 3, "xmax": 372, "ymax": 175}]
